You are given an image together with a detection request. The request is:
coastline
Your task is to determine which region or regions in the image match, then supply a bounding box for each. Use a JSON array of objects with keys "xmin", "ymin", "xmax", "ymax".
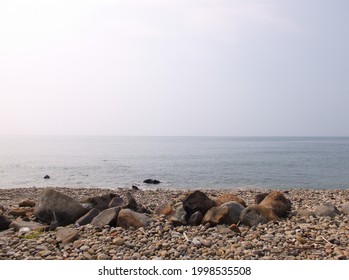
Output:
[{"xmin": 1, "ymin": 187, "xmax": 349, "ymax": 260}]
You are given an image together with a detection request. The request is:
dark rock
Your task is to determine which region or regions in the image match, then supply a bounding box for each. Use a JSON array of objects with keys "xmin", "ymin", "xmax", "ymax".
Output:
[
  {"xmin": 8, "ymin": 208, "xmax": 33, "ymax": 217},
  {"xmin": 188, "ymin": 211, "xmax": 203, "ymax": 226},
  {"xmin": 143, "ymin": 179, "xmax": 161, "ymax": 184},
  {"xmin": 240, "ymin": 205, "xmax": 279, "ymax": 227},
  {"xmin": 75, "ymin": 208, "xmax": 101, "ymax": 226},
  {"xmin": 169, "ymin": 203, "xmax": 187, "ymax": 226},
  {"xmin": 215, "ymin": 194, "xmax": 246, "ymax": 207},
  {"xmin": 56, "ymin": 228, "xmax": 79, "ymax": 244},
  {"xmin": 314, "ymin": 204, "xmax": 340, "ymax": 218},
  {"xmin": 34, "ymin": 188, "xmax": 88, "ymax": 226},
  {"xmin": 203, "ymin": 202, "xmax": 244, "ymax": 226},
  {"xmin": 90, "ymin": 207, "xmax": 120, "ymax": 227},
  {"xmin": 154, "ymin": 202, "xmax": 174, "ymax": 216},
  {"xmin": 254, "ymin": 193, "xmax": 269, "ymax": 204},
  {"xmin": 259, "ymin": 191, "xmax": 291, "ymax": 217},
  {"xmin": 0, "ymin": 215, "xmax": 11, "ymax": 231},
  {"xmin": 81, "ymin": 193, "xmax": 117, "ymax": 211},
  {"xmin": 9, "ymin": 219, "xmax": 45, "ymax": 231},
  {"xmin": 19, "ymin": 200, "xmax": 36, "ymax": 208},
  {"xmin": 108, "ymin": 196, "xmax": 126, "ymax": 208},
  {"xmin": 125, "ymin": 192, "xmax": 149, "ymax": 213},
  {"xmin": 341, "ymin": 202, "xmax": 349, "ymax": 215},
  {"xmin": 228, "ymin": 223, "xmax": 241, "ymax": 233},
  {"xmin": 44, "ymin": 175, "xmax": 50, "ymax": 179},
  {"xmin": 132, "ymin": 185, "xmax": 139, "ymax": 190},
  {"xmin": 182, "ymin": 190, "xmax": 216, "ymax": 217},
  {"xmin": 117, "ymin": 209, "xmax": 149, "ymax": 229}
]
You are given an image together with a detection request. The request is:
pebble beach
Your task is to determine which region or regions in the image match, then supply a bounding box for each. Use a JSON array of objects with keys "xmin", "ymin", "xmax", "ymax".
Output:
[{"xmin": 1, "ymin": 187, "xmax": 349, "ymax": 260}]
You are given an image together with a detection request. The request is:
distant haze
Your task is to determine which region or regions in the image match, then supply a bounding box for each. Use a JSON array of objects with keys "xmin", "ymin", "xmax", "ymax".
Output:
[{"xmin": 0, "ymin": 0, "xmax": 348, "ymax": 136}]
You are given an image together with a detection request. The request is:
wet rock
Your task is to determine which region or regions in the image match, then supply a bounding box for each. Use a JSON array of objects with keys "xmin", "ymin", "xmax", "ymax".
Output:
[
  {"xmin": 254, "ymin": 193, "xmax": 269, "ymax": 204},
  {"xmin": 81, "ymin": 193, "xmax": 117, "ymax": 211},
  {"xmin": 169, "ymin": 203, "xmax": 187, "ymax": 226},
  {"xmin": 44, "ymin": 175, "xmax": 50, "ymax": 179},
  {"xmin": 56, "ymin": 228, "xmax": 79, "ymax": 244},
  {"xmin": 215, "ymin": 194, "xmax": 246, "ymax": 207},
  {"xmin": 341, "ymin": 202, "xmax": 349, "ymax": 215},
  {"xmin": 314, "ymin": 204, "xmax": 340, "ymax": 218},
  {"xmin": 34, "ymin": 188, "xmax": 88, "ymax": 226},
  {"xmin": 203, "ymin": 202, "xmax": 244, "ymax": 225},
  {"xmin": 132, "ymin": 185, "xmax": 139, "ymax": 191},
  {"xmin": 183, "ymin": 190, "xmax": 216, "ymax": 217},
  {"xmin": 0, "ymin": 215, "xmax": 11, "ymax": 231},
  {"xmin": 9, "ymin": 219, "xmax": 45, "ymax": 231},
  {"xmin": 117, "ymin": 209, "xmax": 149, "ymax": 229},
  {"xmin": 90, "ymin": 207, "xmax": 120, "ymax": 228},
  {"xmin": 19, "ymin": 200, "xmax": 36, "ymax": 208},
  {"xmin": 154, "ymin": 202, "xmax": 173, "ymax": 216},
  {"xmin": 259, "ymin": 191, "xmax": 291, "ymax": 217},
  {"xmin": 240, "ymin": 205, "xmax": 279, "ymax": 227},
  {"xmin": 188, "ymin": 211, "xmax": 203, "ymax": 226},
  {"xmin": 75, "ymin": 208, "xmax": 101, "ymax": 226},
  {"xmin": 143, "ymin": 179, "xmax": 161, "ymax": 184}
]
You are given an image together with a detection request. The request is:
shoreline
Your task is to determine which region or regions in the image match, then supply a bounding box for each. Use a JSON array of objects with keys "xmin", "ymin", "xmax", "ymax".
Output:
[{"xmin": 1, "ymin": 187, "xmax": 349, "ymax": 260}]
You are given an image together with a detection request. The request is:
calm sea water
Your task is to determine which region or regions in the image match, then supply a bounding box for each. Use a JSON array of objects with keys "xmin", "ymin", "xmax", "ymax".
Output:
[{"xmin": 0, "ymin": 136, "xmax": 349, "ymax": 189}]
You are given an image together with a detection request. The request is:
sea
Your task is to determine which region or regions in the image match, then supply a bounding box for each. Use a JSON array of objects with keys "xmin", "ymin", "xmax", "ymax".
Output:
[{"xmin": 0, "ymin": 136, "xmax": 348, "ymax": 190}]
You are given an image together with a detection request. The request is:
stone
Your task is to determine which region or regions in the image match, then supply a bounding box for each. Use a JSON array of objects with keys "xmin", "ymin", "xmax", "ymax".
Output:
[
  {"xmin": 143, "ymin": 179, "xmax": 161, "ymax": 184},
  {"xmin": 154, "ymin": 202, "xmax": 174, "ymax": 216},
  {"xmin": 132, "ymin": 185, "xmax": 139, "ymax": 190},
  {"xmin": 182, "ymin": 190, "xmax": 216, "ymax": 217},
  {"xmin": 113, "ymin": 237, "xmax": 125, "ymax": 246},
  {"xmin": 90, "ymin": 207, "xmax": 120, "ymax": 227},
  {"xmin": 44, "ymin": 175, "xmax": 50, "ymax": 179},
  {"xmin": 296, "ymin": 209, "xmax": 315, "ymax": 217},
  {"xmin": 125, "ymin": 192, "xmax": 149, "ymax": 213},
  {"xmin": 0, "ymin": 215, "xmax": 11, "ymax": 231},
  {"xmin": 314, "ymin": 204, "xmax": 340, "ymax": 218},
  {"xmin": 19, "ymin": 200, "xmax": 36, "ymax": 208},
  {"xmin": 341, "ymin": 202, "xmax": 349, "ymax": 215},
  {"xmin": 108, "ymin": 196, "xmax": 126, "ymax": 208},
  {"xmin": 8, "ymin": 208, "xmax": 33, "ymax": 217},
  {"xmin": 215, "ymin": 194, "xmax": 246, "ymax": 207},
  {"xmin": 169, "ymin": 203, "xmax": 187, "ymax": 226},
  {"xmin": 254, "ymin": 193, "xmax": 269, "ymax": 204},
  {"xmin": 34, "ymin": 188, "xmax": 88, "ymax": 226},
  {"xmin": 81, "ymin": 193, "xmax": 118, "ymax": 211},
  {"xmin": 188, "ymin": 211, "xmax": 203, "ymax": 226},
  {"xmin": 228, "ymin": 223, "xmax": 241, "ymax": 233},
  {"xmin": 75, "ymin": 208, "xmax": 101, "ymax": 226},
  {"xmin": 259, "ymin": 191, "xmax": 291, "ymax": 217},
  {"xmin": 117, "ymin": 208, "xmax": 149, "ymax": 229},
  {"xmin": 203, "ymin": 202, "xmax": 244, "ymax": 225},
  {"xmin": 56, "ymin": 228, "xmax": 79, "ymax": 244},
  {"xmin": 240, "ymin": 205, "xmax": 279, "ymax": 227},
  {"xmin": 9, "ymin": 219, "xmax": 45, "ymax": 231}
]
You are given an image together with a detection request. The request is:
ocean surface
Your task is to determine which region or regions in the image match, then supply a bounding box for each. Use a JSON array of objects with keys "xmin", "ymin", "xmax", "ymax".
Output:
[{"xmin": 0, "ymin": 136, "xmax": 349, "ymax": 190}]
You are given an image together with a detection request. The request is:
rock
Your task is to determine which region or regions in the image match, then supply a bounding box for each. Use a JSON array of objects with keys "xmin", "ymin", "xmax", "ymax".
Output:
[
  {"xmin": 132, "ymin": 185, "xmax": 139, "ymax": 190},
  {"xmin": 125, "ymin": 192, "xmax": 149, "ymax": 213},
  {"xmin": 19, "ymin": 200, "xmax": 36, "ymax": 208},
  {"xmin": 215, "ymin": 194, "xmax": 246, "ymax": 207},
  {"xmin": 8, "ymin": 208, "xmax": 33, "ymax": 217},
  {"xmin": 228, "ymin": 223, "xmax": 241, "ymax": 233},
  {"xmin": 314, "ymin": 204, "xmax": 340, "ymax": 218},
  {"xmin": 56, "ymin": 228, "xmax": 79, "ymax": 244},
  {"xmin": 203, "ymin": 202, "xmax": 244, "ymax": 225},
  {"xmin": 254, "ymin": 193, "xmax": 269, "ymax": 204},
  {"xmin": 9, "ymin": 219, "xmax": 45, "ymax": 231},
  {"xmin": 143, "ymin": 179, "xmax": 161, "ymax": 184},
  {"xmin": 34, "ymin": 188, "xmax": 88, "ymax": 226},
  {"xmin": 81, "ymin": 193, "xmax": 117, "ymax": 211},
  {"xmin": 154, "ymin": 202, "xmax": 173, "ymax": 216},
  {"xmin": 169, "ymin": 203, "xmax": 187, "ymax": 226},
  {"xmin": 90, "ymin": 207, "xmax": 120, "ymax": 228},
  {"xmin": 117, "ymin": 209, "xmax": 149, "ymax": 229},
  {"xmin": 188, "ymin": 211, "xmax": 203, "ymax": 226},
  {"xmin": 75, "ymin": 208, "xmax": 101, "ymax": 226},
  {"xmin": 182, "ymin": 190, "xmax": 216, "ymax": 217},
  {"xmin": 0, "ymin": 215, "xmax": 11, "ymax": 231},
  {"xmin": 44, "ymin": 175, "xmax": 50, "ymax": 179},
  {"xmin": 113, "ymin": 237, "xmax": 125, "ymax": 246},
  {"xmin": 341, "ymin": 202, "xmax": 349, "ymax": 215},
  {"xmin": 259, "ymin": 191, "xmax": 291, "ymax": 217},
  {"xmin": 296, "ymin": 209, "xmax": 315, "ymax": 217},
  {"xmin": 108, "ymin": 196, "xmax": 126, "ymax": 208},
  {"xmin": 240, "ymin": 205, "xmax": 279, "ymax": 227}
]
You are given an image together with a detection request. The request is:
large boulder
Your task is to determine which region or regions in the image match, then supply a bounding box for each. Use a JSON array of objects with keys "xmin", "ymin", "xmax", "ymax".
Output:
[
  {"xmin": 0, "ymin": 215, "xmax": 11, "ymax": 231},
  {"xmin": 169, "ymin": 203, "xmax": 187, "ymax": 226},
  {"xmin": 182, "ymin": 190, "xmax": 216, "ymax": 217},
  {"xmin": 215, "ymin": 194, "xmax": 246, "ymax": 207},
  {"xmin": 117, "ymin": 209, "xmax": 149, "ymax": 229},
  {"xmin": 254, "ymin": 193, "xmax": 269, "ymax": 204},
  {"xmin": 203, "ymin": 202, "xmax": 245, "ymax": 225},
  {"xmin": 188, "ymin": 211, "xmax": 203, "ymax": 226},
  {"xmin": 259, "ymin": 191, "xmax": 291, "ymax": 217},
  {"xmin": 34, "ymin": 188, "xmax": 88, "ymax": 226},
  {"xmin": 314, "ymin": 204, "xmax": 340, "ymax": 218},
  {"xmin": 108, "ymin": 196, "xmax": 126, "ymax": 208},
  {"xmin": 81, "ymin": 193, "xmax": 117, "ymax": 211},
  {"xmin": 75, "ymin": 208, "xmax": 101, "ymax": 226},
  {"xmin": 125, "ymin": 192, "xmax": 149, "ymax": 213},
  {"xmin": 240, "ymin": 205, "xmax": 279, "ymax": 227},
  {"xmin": 9, "ymin": 219, "xmax": 45, "ymax": 231},
  {"xmin": 154, "ymin": 201, "xmax": 174, "ymax": 216},
  {"xmin": 90, "ymin": 207, "xmax": 120, "ymax": 228}
]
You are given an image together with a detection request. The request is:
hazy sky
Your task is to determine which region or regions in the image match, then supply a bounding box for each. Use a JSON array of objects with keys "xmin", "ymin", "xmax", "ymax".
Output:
[{"xmin": 0, "ymin": 0, "xmax": 348, "ymax": 136}]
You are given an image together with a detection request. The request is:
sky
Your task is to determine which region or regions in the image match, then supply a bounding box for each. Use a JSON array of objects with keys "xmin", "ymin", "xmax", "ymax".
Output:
[{"xmin": 0, "ymin": 0, "xmax": 348, "ymax": 136}]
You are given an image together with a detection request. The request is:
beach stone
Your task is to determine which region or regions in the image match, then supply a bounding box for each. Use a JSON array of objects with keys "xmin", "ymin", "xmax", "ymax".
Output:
[
  {"xmin": 259, "ymin": 191, "xmax": 291, "ymax": 217},
  {"xmin": 296, "ymin": 209, "xmax": 315, "ymax": 217},
  {"xmin": 108, "ymin": 196, "xmax": 126, "ymax": 208},
  {"xmin": 113, "ymin": 237, "xmax": 125, "ymax": 246},
  {"xmin": 143, "ymin": 179, "xmax": 161, "ymax": 184},
  {"xmin": 117, "ymin": 209, "xmax": 149, "ymax": 229},
  {"xmin": 125, "ymin": 192, "xmax": 149, "ymax": 213},
  {"xmin": 34, "ymin": 188, "xmax": 88, "ymax": 226},
  {"xmin": 188, "ymin": 211, "xmax": 203, "ymax": 226},
  {"xmin": 56, "ymin": 228, "xmax": 79, "ymax": 244},
  {"xmin": 182, "ymin": 190, "xmax": 216, "ymax": 217},
  {"xmin": 75, "ymin": 208, "xmax": 101, "ymax": 226},
  {"xmin": 203, "ymin": 202, "xmax": 244, "ymax": 225},
  {"xmin": 0, "ymin": 215, "xmax": 11, "ymax": 231},
  {"xmin": 341, "ymin": 202, "xmax": 349, "ymax": 215},
  {"xmin": 154, "ymin": 202, "xmax": 174, "ymax": 216},
  {"xmin": 314, "ymin": 204, "xmax": 340, "ymax": 218},
  {"xmin": 91, "ymin": 207, "xmax": 120, "ymax": 227},
  {"xmin": 9, "ymin": 219, "xmax": 45, "ymax": 231},
  {"xmin": 44, "ymin": 175, "xmax": 50, "ymax": 179},
  {"xmin": 228, "ymin": 223, "xmax": 241, "ymax": 233},
  {"xmin": 19, "ymin": 200, "xmax": 36, "ymax": 208},
  {"xmin": 240, "ymin": 205, "xmax": 279, "ymax": 227},
  {"xmin": 132, "ymin": 185, "xmax": 139, "ymax": 191},
  {"xmin": 254, "ymin": 193, "xmax": 269, "ymax": 204},
  {"xmin": 81, "ymin": 193, "xmax": 117, "ymax": 211},
  {"xmin": 8, "ymin": 208, "xmax": 33, "ymax": 217},
  {"xmin": 215, "ymin": 194, "xmax": 246, "ymax": 207},
  {"xmin": 169, "ymin": 203, "xmax": 187, "ymax": 226}
]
